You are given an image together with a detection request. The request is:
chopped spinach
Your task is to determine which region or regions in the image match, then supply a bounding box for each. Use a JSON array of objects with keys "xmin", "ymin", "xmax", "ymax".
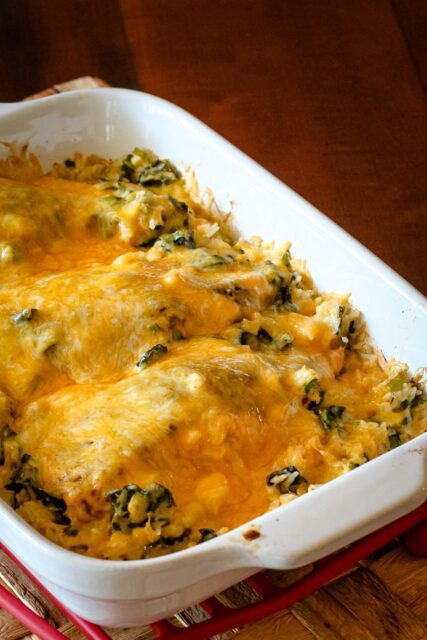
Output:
[
  {"xmin": 388, "ymin": 430, "xmax": 402, "ymax": 449},
  {"xmin": 240, "ymin": 328, "xmax": 273, "ymax": 350},
  {"xmin": 345, "ymin": 318, "xmax": 359, "ymax": 348},
  {"xmin": 304, "ymin": 378, "xmax": 322, "ymax": 406},
  {"xmin": 349, "ymin": 456, "xmax": 368, "ymax": 470},
  {"xmin": 143, "ymin": 527, "xmax": 191, "ymax": 557},
  {"xmin": 215, "ymin": 283, "xmax": 242, "ymax": 298},
  {"xmin": 276, "ymin": 285, "xmax": 296, "ymax": 311},
  {"xmin": 290, "ymin": 271, "xmax": 302, "ymax": 287},
  {"xmin": 262, "ymin": 260, "xmax": 284, "ymax": 287},
  {"xmin": 136, "ymin": 344, "xmax": 168, "ymax": 369},
  {"xmin": 120, "ymin": 155, "xmax": 134, "ymax": 181},
  {"xmin": 410, "ymin": 391, "xmax": 423, "ymax": 409},
  {"xmin": 155, "ymin": 528, "xmax": 191, "ymax": 547},
  {"xmin": 109, "ymin": 484, "xmax": 150, "ymax": 532},
  {"xmin": 137, "ymin": 237, "xmax": 157, "ymax": 249},
  {"xmin": 138, "ymin": 159, "xmax": 181, "ymax": 186},
  {"xmin": 6, "ymin": 453, "xmax": 37, "ymax": 491},
  {"xmin": 161, "ymin": 230, "xmax": 195, "ymax": 251},
  {"xmin": 266, "ymin": 466, "xmax": 307, "ymax": 494},
  {"xmin": 278, "ymin": 285, "xmax": 291, "ymax": 305},
  {"xmin": 307, "ymin": 396, "xmax": 345, "ymax": 431},
  {"xmin": 304, "ymin": 379, "xmax": 318, "ymax": 395},
  {"xmin": 255, "ymin": 328, "xmax": 274, "ymax": 344},
  {"xmin": 172, "ymin": 230, "xmax": 195, "ymax": 248},
  {"xmin": 108, "ymin": 482, "xmax": 176, "ymax": 534},
  {"xmin": 307, "ymin": 390, "xmax": 325, "ymax": 411},
  {"xmin": 5, "ymin": 454, "xmax": 70, "ymax": 525},
  {"xmin": 145, "ymin": 482, "xmax": 175, "ymax": 511},
  {"xmin": 191, "ymin": 250, "xmax": 234, "ymax": 270},
  {"xmin": 168, "ymin": 195, "xmax": 189, "ymax": 214},
  {"xmin": 240, "ymin": 328, "xmax": 292, "ymax": 352},
  {"xmin": 315, "ymin": 405, "xmax": 345, "ymax": 431},
  {"xmin": 120, "ymin": 151, "xmax": 181, "ymax": 186},
  {"xmin": 198, "ymin": 528, "xmax": 218, "ymax": 543}
]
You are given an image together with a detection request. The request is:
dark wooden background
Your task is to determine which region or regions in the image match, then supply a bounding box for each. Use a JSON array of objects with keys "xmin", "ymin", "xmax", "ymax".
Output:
[{"xmin": 0, "ymin": 0, "xmax": 426, "ymax": 294}]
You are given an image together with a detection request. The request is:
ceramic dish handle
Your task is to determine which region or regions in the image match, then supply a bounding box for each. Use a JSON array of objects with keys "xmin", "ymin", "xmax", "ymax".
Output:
[{"xmin": 230, "ymin": 438, "xmax": 427, "ymax": 570}]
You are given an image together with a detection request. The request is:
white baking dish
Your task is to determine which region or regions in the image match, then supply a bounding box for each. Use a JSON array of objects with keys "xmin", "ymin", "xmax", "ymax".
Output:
[{"xmin": 0, "ymin": 89, "xmax": 425, "ymax": 628}]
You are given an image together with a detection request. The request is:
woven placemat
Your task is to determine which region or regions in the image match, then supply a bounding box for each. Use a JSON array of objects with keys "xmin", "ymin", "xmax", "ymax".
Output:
[{"xmin": 1, "ymin": 78, "xmax": 426, "ymax": 639}]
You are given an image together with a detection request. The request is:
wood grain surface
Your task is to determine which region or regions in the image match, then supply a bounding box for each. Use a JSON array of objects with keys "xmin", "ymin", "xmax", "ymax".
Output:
[{"xmin": 0, "ymin": 0, "xmax": 426, "ymax": 293}]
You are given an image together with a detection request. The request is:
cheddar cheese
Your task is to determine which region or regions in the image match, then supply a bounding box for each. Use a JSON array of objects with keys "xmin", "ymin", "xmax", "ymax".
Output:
[{"xmin": 0, "ymin": 147, "xmax": 425, "ymax": 559}]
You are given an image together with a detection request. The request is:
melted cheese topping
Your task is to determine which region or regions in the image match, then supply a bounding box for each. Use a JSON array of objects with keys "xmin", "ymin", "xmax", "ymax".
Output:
[{"xmin": 0, "ymin": 148, "xmax": 425, "ymax": 560}]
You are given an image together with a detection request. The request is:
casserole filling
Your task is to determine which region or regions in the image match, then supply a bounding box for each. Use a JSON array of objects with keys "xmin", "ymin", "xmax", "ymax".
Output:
[{"xmin": 0, "ymin": 148, "xmax": 425, "ymax": 560}]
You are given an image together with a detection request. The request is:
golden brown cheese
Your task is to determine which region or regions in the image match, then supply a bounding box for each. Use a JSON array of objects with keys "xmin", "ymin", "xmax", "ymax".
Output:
[{"xmin": 0, "ymin": 148, "xmax": 425, "ymax": 560}]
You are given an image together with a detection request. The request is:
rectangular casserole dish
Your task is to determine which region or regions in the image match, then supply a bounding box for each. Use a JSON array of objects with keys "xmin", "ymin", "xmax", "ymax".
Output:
[{"xmin": 0, "ymin": 88, "xmax": 425, "ymax": 628}]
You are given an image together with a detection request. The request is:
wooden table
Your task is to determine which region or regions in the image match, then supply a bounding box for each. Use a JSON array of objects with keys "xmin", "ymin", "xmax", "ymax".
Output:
[{"xmin": 0, "ymin": 0, "xmax": 426, "ymax": 294}]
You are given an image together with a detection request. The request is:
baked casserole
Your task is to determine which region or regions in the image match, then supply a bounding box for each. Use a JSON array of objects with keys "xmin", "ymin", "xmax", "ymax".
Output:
[{"xmin": 0, "ymin": 147, "xmax": 425, "ymax": 560}]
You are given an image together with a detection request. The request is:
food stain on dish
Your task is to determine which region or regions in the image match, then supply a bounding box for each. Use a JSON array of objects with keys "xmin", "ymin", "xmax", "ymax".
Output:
[
  {"xmin": 0, "ymin": 146, "xmax": 425, "ymax": 560},
  {"xmin": 243, "ymin": 529, "xmax": 261, "ymax": 541}
]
